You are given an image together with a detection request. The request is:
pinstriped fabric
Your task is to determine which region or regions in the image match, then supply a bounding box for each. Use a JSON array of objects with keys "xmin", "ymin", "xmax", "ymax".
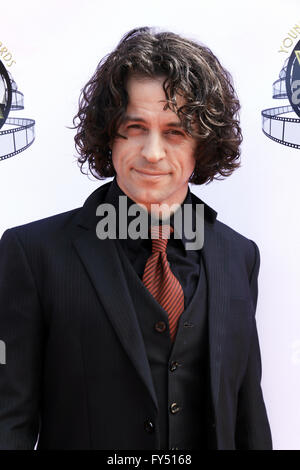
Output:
[{"xmin": 142, "ymin": 225, "xmax": 184, "ymax": 342}]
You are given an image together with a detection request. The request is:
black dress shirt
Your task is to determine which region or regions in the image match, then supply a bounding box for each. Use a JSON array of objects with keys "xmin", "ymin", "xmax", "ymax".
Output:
[{"xmin": 104, "ymin": 178, "xmax": 201, "ymax": 309}]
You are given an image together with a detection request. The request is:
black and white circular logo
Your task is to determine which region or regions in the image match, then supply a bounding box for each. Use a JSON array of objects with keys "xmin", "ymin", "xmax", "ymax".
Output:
[
  {"xmin": 0, "ymin": 60, "xmax": 35, "ymax": 161},
  {"xmin": 286, "ymin": 39, "xmax": 300, "ymax": 118},
  {"xmin": 261, "ymin": 41, "xmax": 300, "ymax": 149},
  {"xmin": 0, "ymin": 60, "xmax": 12, "ymax": 130}
]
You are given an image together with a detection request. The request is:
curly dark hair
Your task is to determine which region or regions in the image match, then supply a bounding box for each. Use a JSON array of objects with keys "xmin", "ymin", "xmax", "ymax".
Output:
[{"xmin": 72, "ymin": 26, "xmax": 242, "ymax": 185}]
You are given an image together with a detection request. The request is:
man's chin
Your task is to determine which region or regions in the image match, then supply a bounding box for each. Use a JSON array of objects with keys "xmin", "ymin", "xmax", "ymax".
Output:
[{"xmin": 133, "ymin": 189, "xmax": 168, "ymax": 206}]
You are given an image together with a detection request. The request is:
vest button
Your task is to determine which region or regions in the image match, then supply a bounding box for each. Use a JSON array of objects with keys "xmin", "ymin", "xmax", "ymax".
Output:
[
  {"xmin": 169, "ymin": 361, "xmax": 179, "ymax": 371},
  {"xmin": 144, "ymin": 419, "xmax": 155, "ymax": 433},
  {"xmin": 154, "ymin": 321, "xmax": 167, "ymax": 333},
  {"xmin": 170, "ymin": 402, "xmax": 180, "ymax": 414}
]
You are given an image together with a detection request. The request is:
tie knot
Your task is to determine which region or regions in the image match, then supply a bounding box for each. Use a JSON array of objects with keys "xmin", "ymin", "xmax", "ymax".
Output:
[{"xmin": 150, "ymin": 224, "xmax": 173, "ymax": 253}]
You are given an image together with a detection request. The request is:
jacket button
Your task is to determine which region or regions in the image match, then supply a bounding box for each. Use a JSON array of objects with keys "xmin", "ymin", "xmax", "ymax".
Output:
[
  {"xmin": 144, "ymin": 419, "xmax": 155, "ymax": 433},
  {"xmin": 169, "ymin": 361, "xmax": 179, "ymax": 371},
  {"xmin": 154, "ymin": 321, "xmax": 167, "ymax": 333},
  {"xmin": 170, "ymin": 402, "xmax": 180, "ymax": 414}
]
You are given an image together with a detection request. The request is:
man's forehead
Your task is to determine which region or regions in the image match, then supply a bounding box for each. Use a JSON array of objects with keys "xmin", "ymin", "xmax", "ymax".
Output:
[
  {"xmin": 122, "ymin": 113, "xmax": 183, "ymax": 127},
  {"xmin": 126, "ymin": 75, "xmax": 186, "ymax": 110}
]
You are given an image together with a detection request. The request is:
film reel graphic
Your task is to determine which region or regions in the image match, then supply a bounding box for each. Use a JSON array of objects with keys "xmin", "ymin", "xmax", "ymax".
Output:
[
  {"xmin": 0, "ymin": 60, "xmax": 12, "ymax": 127},
  {"xmin": 0, "ymin": 60, "xmax": 35, "ymax": 161},
  {"xmin": 261, "ymin": 40, "xmax": 300, "ymax": 149}
]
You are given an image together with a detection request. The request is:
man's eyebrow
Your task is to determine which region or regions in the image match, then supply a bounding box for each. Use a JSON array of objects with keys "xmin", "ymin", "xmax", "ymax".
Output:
[
  {"xmin": 122, "ymin": 115, "xmax": 146, "ymax": 124},
  {"xmin": 122, "ymin": 115, "xmax": 183, "ymax": 127}
]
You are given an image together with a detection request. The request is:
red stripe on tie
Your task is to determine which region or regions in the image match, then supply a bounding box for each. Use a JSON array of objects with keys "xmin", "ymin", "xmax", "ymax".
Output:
[{"xmin": 142, "ymin": 224, "xmax": 184, "ymax": 342}]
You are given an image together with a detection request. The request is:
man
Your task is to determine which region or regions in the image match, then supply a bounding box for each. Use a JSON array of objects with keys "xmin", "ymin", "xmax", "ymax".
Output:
[{"xmin": 0, "ymin": 27, "xmax": 272, "ymax": 450}]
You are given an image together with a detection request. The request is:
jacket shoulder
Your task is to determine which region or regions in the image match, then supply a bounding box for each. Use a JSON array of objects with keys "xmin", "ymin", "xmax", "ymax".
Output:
[
  {"xmin": 214, "ymin": 218, "xmax": 253, "ymax": 245},
  {"xmin": 214, "ymin": 218, "xmax": 259, "ymax": 280},
  {"xmin": 2, "ymin": 207, "xmax": 81, "ymax": 241},
  {"xmin": 1, "ymin": 181, "xmax": 112, "ymax": 242},
  {"xmin": 190, "ymin": 189, "xmax": 257, "ymax": 252}
]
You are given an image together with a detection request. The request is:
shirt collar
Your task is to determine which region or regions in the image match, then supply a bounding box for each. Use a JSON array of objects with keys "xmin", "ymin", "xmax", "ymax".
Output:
[{"xmin": 104, "ymin": 177, "xmax": 197, "ymax": 250}]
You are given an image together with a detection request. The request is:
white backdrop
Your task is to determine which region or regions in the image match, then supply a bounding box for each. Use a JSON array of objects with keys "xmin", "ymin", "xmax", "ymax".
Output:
[{"xmin": 1, "ymin": 0, "xmax": 300, "ymax": 450}]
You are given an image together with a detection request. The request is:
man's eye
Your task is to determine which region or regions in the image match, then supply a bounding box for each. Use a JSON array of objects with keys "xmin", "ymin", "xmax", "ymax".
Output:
[
  {"xmin": 127, "ymin": 124, "xmax": 145, "ymax": 130},
  {"xmin": 166, "ymin": 130, "xmax": 184, "ymax": 136}
]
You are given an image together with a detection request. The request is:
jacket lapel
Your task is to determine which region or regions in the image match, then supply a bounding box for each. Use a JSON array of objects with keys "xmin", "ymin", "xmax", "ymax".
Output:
[
  {"xmin": 202, "ymin": 221, "xmax": 231, "ymax": 415},
  {"xmin": 72, "ymin": 183, "xmax": 158, "ymax": 411},
  {"xmin": 189, "ymin": 191, "xmax": 230, "ymax": 416}
]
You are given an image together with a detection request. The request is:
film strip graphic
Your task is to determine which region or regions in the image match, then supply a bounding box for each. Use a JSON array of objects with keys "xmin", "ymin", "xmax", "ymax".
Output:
[
  {"xmin": 262, "ymin": 105, "xmax": 300, "ymax": 149},
  {"xmin": 1, "ymin": 117, "xmax": 35, "ymax": 159},
  {"xmin": 261, "ymin": 41, "xmax": 300, "ymax": 149},
  {"xmin": 0, "ymin": 61, "xmax": 35, "ymax": 161}
]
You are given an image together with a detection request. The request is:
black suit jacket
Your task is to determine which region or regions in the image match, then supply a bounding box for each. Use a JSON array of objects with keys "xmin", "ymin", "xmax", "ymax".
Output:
[{"xmin": 0, "ymin": 181, "xmax": 272, "ymax": 449}]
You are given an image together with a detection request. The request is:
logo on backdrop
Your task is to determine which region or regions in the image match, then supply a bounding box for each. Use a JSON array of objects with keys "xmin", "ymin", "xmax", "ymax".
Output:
[
  {"xmin": 286, "ymin": 42, "xmax": 300, "ymax": 118},
  {"xmin": 261, "ymin": 25, "xmax": 300, "ymax": 149},
  {"xmin": 0, "ymin": 53, "xmax": 35, "ymax": 161}
]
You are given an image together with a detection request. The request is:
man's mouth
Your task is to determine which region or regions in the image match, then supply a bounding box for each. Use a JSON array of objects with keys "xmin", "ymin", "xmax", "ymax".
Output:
[{"xmin": 133, "ymin": 168, "xmax": 170, "ymax": 178}]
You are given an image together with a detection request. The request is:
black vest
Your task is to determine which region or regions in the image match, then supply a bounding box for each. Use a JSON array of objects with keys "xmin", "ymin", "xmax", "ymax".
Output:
[{"xmin": 115, "ymin": 241, "xmax": 209, "ymax": 450}]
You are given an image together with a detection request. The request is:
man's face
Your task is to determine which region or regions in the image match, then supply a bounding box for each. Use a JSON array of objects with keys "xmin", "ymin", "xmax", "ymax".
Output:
[{"xmin": 111, "ymin": 75, "xmax": 197, "ymax": 213}]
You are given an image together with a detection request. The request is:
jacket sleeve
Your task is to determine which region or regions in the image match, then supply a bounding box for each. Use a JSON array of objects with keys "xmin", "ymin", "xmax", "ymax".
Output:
[
  {"xmin": 235, "ymin": 240, "xmax": 273, "ymax": 450},
  {"xmin": 0, "ymin": 228, "xmax": 44, "ymax": 449}
]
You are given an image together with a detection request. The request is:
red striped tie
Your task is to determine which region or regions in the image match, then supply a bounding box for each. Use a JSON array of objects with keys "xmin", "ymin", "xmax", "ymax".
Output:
[{"xmin": 142, "ymin": 224, "xmax": 184, "ymax": 342}]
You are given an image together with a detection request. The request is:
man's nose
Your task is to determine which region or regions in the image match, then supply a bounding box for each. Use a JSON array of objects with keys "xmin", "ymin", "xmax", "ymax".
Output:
[{"xmin": 141, "ymin": 132, "xmax": 166, "ymax": 162}]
